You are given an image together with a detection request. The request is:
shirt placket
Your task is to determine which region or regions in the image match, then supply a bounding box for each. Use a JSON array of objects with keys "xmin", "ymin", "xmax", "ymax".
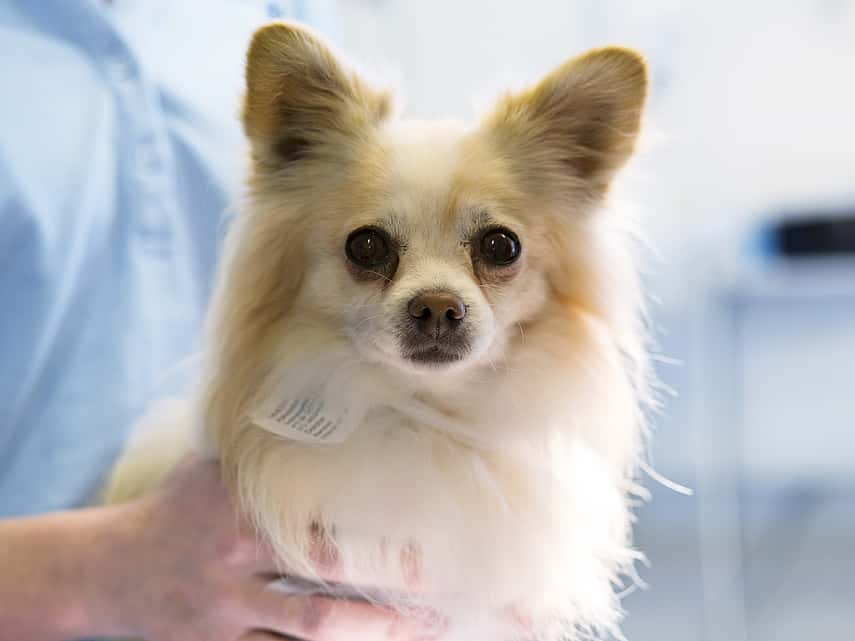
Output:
[{"xmin": 97, "ymin": 14, "xmax": 176, "ymax": 253}]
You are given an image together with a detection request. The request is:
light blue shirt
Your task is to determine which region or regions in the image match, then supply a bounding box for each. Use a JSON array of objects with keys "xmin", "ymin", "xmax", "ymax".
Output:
[{"xmin": 0, "ymin": 0, "xmax": 333, "ymax": 517}]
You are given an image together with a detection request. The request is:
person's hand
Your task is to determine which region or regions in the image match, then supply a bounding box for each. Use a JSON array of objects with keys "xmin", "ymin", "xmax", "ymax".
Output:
[{"xmin": 88, "ymin": 456, "xmax": 442, "ymax": 641}]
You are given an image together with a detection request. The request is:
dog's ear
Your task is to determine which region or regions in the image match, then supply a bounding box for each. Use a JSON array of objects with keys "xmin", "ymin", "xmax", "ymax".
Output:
[
  {"xmin": 243, "ymin": 22, "xmax": 391, "ymax": 166},
  {"xmin": 485, "ymin": 47, "xmax": 647, "ymax": 194}
]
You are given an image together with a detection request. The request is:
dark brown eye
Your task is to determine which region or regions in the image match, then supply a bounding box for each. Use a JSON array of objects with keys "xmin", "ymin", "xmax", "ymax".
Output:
[
  {"xmin": 479, "ymin": 227, "xmax": 521, "ymax": 266},
  {"xmin": 345, "ymin": 227, "xmax": 397, "ymax": 273}
]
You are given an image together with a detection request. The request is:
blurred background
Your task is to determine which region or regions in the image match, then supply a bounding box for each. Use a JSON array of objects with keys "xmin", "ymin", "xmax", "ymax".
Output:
[{"xmin": 328, "ymin": 1, "xmax": 855, "ymax": 640}]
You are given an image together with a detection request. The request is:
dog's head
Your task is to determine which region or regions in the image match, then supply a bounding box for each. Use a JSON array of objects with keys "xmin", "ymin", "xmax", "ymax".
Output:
[
  {"xmin": 227, "ymin": 22, "xmax": 645, "ymax": 373},
  {"xmin": 204, "ymin": 21, "xmax": 646, "ymax": 444}
]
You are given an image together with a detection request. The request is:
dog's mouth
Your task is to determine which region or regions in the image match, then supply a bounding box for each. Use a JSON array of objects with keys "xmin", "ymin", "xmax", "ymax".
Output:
[
  {"xmin": 405, "ymin": 346, "xmax": 466, "ymax": 366},
  {"xmin": 397, "ymin": 324, "xmax": 474, "ymax": 369}
]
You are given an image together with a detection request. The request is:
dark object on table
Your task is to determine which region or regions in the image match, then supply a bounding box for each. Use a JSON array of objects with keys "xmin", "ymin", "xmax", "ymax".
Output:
[{"xmin": 775, "ymin": 212, "xmax": 855, "ymax": 257}]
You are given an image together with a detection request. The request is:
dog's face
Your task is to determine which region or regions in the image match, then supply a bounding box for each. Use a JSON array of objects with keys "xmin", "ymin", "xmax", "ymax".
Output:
[
  {"xmin": 233, "ymin": 22, "xmax": 647, "ymax": 382},
  {"xmin": 296, "ymin": 125, "xmax": 554, "ymax": 375}
]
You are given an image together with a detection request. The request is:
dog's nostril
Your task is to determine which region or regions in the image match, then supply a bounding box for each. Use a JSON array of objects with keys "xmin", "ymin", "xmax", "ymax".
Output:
[{"xmin": 445, "ymin": 300, "xmax": 465, "ymax": 321}]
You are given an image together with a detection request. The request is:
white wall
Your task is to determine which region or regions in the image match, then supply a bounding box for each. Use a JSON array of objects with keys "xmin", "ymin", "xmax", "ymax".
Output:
[{"xmin": 333, "ymin": 0, "xmax": 855, "ymax": 289}]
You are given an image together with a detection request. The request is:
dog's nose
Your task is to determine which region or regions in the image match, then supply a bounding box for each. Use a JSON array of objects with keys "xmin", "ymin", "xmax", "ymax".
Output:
[{"xmin": 407, "ymin": 291, "xmax": 466, "ymax": 338}]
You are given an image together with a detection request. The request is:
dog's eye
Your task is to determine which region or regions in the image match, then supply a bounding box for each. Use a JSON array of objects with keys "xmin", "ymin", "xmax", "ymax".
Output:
[
  {"xmin": 479, "ymin": 227, "xmax": 521, "ymax": 266},
  {"xmin": 346, "ymin": 227, "xmax": 396, "ymax": 271}
]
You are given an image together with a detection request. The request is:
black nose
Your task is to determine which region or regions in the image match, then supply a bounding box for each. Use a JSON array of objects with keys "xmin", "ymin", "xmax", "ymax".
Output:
[{"xmin": 407, "ymin": 291, "xmax": 467, "ymax": 338}]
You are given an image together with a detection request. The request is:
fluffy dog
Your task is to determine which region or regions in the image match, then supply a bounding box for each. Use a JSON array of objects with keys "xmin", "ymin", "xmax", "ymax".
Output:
[{"xmin": 107, "ymin": 21, "xmax": 651, "ymax": 641}]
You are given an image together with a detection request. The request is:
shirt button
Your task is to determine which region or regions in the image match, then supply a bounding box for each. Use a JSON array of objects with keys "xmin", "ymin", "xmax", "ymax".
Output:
[
  {"xmin": 140, "ymin": 149, "xmax": 163, "ymax": 175},
  {"xmin": 137, "ymin": 132, "xmax": 164, "ymax": 179},
  {"xmin": 267, "ymin": 1, "xmax": 293, "ymax": 19},
  {"xmin": 104, "ymin": 57, "xmax": 136, "ymax": 84}
]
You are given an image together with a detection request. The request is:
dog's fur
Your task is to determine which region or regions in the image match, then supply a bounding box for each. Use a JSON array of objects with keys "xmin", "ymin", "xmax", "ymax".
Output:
[{"xmin": 107, "ymin": 22, "xmax": 651, "ymax": 641}]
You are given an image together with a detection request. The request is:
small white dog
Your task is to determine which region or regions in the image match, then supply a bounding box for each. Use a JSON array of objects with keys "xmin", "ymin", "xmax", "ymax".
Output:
[{"xmin": 108, "ymin": 21, "xmax": 651, "ymax": 641}]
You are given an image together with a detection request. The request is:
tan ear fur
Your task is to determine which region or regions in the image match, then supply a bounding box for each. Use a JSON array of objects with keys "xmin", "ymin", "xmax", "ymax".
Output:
[
  {"xmin": 243, "ymin": 21, "xmax": 391, "ymax": 166},
  {"xmin": 486, "ymin": 47, "xmax": 648, "ymax": 194}
]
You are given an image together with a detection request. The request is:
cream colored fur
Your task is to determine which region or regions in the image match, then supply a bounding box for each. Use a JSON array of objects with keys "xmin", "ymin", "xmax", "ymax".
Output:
[{"xmin": 106, "ymin": 21, "xmax": 651, "ymax": 641}]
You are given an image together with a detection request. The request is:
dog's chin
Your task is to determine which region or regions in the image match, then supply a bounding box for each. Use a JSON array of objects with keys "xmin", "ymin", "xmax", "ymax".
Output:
[
  {"xmin": 351, "ymin": 328, "xmax": 498, "ymax": 377},
  {"xmin": 364, "ymin": 342, "xmax": 479, "ymax": 376}
]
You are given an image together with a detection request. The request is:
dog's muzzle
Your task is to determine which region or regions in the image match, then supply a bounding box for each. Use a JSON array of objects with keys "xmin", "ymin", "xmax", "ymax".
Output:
[{"xmin": 400, "ymin": 290, "xmax": 472, "ymax": 365}]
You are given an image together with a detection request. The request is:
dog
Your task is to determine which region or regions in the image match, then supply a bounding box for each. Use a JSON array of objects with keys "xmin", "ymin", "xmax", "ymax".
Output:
[{"xmin": 106, "ymin": 21, "xmax": 651, "ymax": 641}]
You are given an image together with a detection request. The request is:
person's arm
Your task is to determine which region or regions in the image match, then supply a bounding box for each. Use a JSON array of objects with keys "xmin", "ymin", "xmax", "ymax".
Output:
[
  {"xmin": 0, "ymin": 504, "xmax": 128, "ymax": 640},
  {"xmin": 0, "ymin": 458, "xmax": 440, "ymax": 641}
]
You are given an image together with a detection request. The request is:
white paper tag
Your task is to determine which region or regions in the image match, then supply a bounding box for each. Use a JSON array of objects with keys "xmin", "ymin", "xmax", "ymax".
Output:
[
  {"xmin": 250, "ymin": 394, "xmax": 353, "ymax": 444},
  {"xmin": 246, "ymin": 341, "xmax": 373, "ymax": 445}
]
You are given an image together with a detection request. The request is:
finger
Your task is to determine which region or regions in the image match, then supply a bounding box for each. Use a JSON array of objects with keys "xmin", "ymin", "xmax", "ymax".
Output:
[
  {"xmin": 501, "ymin": 604, "xmax": 536, "ymax": 640},
  {"xmin": 307, "ymin": 522, "xmax": 341, "ymax": 581},
  {"xmin": 240, "ymin": 632, "xmax": 297, "ymax": 641},
  {"xmin": 251, "ymin": 532, "xmax": 424, "ymax": 595},
  {"xmin": 240, "ymin": 534, "xmax": 289, "ymax": 574},
  {"xmin": 246, "ymin": 591, "xmax": 443, "ymax": 641},
  {"xmin": 242, "ymin": 523, "xmax": 340, "ymax": 583}
]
